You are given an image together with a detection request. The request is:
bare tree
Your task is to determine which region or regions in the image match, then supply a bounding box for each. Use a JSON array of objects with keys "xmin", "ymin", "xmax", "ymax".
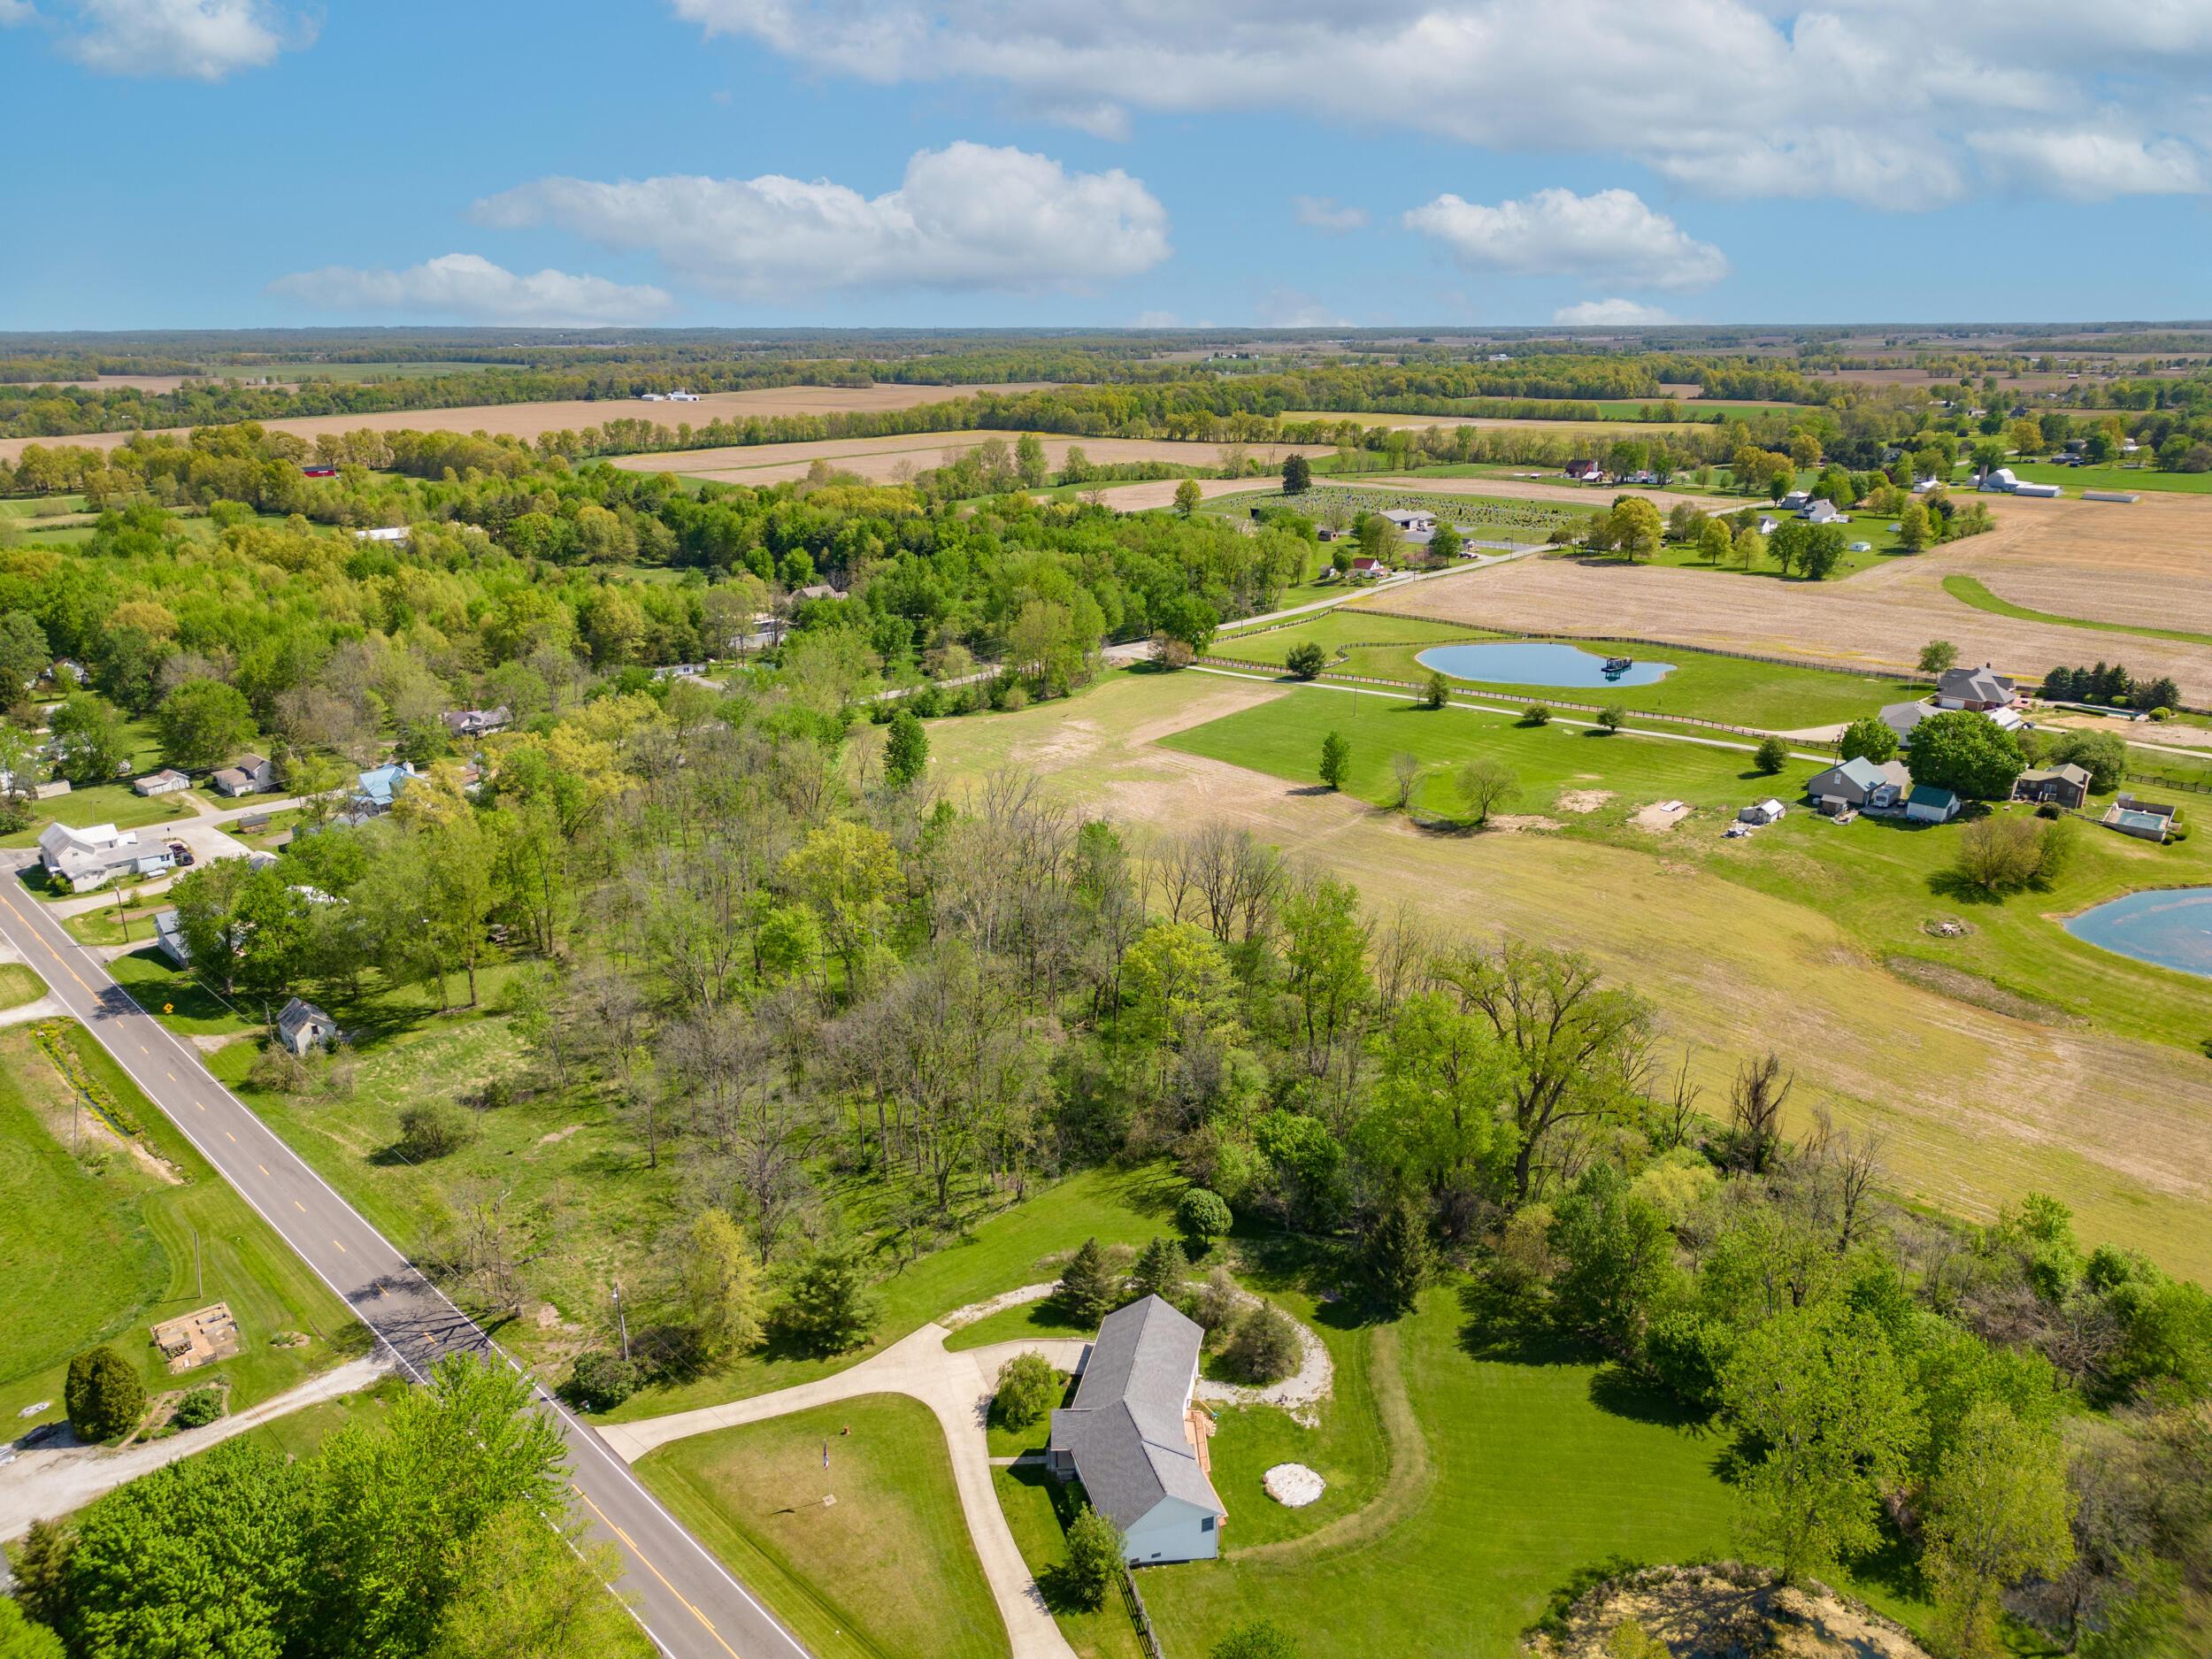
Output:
[
  {"xmin": 1729, "ymin": 1050, "xmax": 1794, "ymax": 1174},
  {"xmin": 1390, "ymin": 751, "xmax": 1422, "ymax": 812},
  {"xmin": 1658, "ymin": 1048, "xmax": 1703, "ymax": 1151}
]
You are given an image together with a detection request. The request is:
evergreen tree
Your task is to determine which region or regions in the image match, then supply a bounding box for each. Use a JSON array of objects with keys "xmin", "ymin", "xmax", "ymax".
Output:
[
  {"xmin": 1057, "ymin": 1236, "xmax": 1123, "ymax": 1325},
  {"xmin": 1062, "ymin": 1506, "xmax": 1125, "ymax": 1609},
  {"xmin": 779, "ymin": 1242, "xmax": 879, "ymax": 1354},
  {"xmin": 1128, "ymin": 1236, "xmax": 1190, "ymax": 1305},
  {"xmin": 1364, "ymin": 1192, "xmax": 1436, "ymax": 1316},
  {"xmin": 1318, "ymin": 730, "xmax": 1352, "ymax": 790}
]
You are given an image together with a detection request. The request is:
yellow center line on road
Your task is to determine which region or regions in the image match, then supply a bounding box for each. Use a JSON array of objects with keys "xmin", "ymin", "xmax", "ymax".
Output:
[
  {"xmin": 165, "ymin": 1071, "xmax": 176, "ymax": 1081},
  {"xmin": 333, "ymin": 1240, "xmax": 345, "ymax": 1254},
  {"xmin": 257, "ymin": 1164, "xmax": 269, "ymax": 1176},
  {"xmin": 293, "ymin": 1200, "xmax": 305, "ymax": 1212},
  {"xmin": 225, "ymin": 1131, "xmax": 236, "ymax": 1142},
  {"xmin": 570, "ymin": 1486, "xmax": 743, "ymax": 1659}
]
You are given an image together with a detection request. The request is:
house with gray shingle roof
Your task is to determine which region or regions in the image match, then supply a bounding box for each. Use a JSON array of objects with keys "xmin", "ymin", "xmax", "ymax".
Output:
[
  {"xmin": 1806, "ymin": 757, "xmax": 1910, "ymax": 815},
  {"xmin": 1048, "ymin": 1295, "xmax": 1225, "ymax": 1563}
]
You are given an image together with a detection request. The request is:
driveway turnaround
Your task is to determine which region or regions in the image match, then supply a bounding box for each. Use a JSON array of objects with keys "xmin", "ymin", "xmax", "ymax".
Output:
[
  {"xmin": 0, "ymin": 862, "xmax": 810, "ymax": 1659},
  {"xmin": 604, "ymin": 1325, "xmax": 1092, "ymax": 1659}
]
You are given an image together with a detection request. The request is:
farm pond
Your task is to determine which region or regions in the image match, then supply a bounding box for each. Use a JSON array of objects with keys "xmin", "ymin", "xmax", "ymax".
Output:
[
  {"xmin": 2063, "ymin": 887, "xmax": 2212, "ymax": 978},
  {"xmin": 1415, "ymin": 640, "xmax": 1677, "ymax": 688}
]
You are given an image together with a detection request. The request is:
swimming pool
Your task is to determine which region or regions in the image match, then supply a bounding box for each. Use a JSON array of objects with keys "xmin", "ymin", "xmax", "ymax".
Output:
[
  {"xmin": 2062, "ymin": 887, "xmax": 2212, "ymax": 978},
  {"xmin": 1414, "ymin": 641, "xmax": 1677, "ymax": 688}
]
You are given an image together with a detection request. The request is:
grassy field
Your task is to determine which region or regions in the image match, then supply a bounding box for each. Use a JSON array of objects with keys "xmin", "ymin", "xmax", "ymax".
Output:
[
  {"xmin": 0, "ymin": 1020, "xmax": 357, "ymax": 1426},
  {"xmin": 0, "ymin": 961, "xmax": 46, "ymax": 1009},
  {"xmin": 1202, "ymin": 484, "xmax": 1596, "ymax": 541},
  {"xmin": 638, "ymin": 1394, "xmax": 1009, "ymax": 1659},
  {"xmin": 1962, "ymin": 460, "xmax": 2212, "ymax": 495},
  {"xmin": 1140, "ymin": 1286, "xmax": 1950, "ymax": 1659},
  {"xmin": 1214, "ymin": 609, "xmax": 1924, "ymax": 729},
  {"xmin": 1160, "ymin": 683, "xmax": 2212, "ymax": 1053},
  {"xmin": 1941, "ymin": 574, "xmax": 2212, "ymax": 649}
]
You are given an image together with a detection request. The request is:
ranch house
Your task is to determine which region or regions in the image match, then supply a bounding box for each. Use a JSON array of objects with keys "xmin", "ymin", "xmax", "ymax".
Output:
[{"xmin": 1048, "ymin": 1296, "xmax": 1225, "ymax": 1564}]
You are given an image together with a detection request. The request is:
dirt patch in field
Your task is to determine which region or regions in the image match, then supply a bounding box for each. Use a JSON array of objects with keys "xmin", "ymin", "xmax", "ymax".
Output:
[
  {"xmin": 1486, "ymin": 814, "xmax": 1563, "ymax": 833},
  {"xmin": 0, "ymin": 382, "xmax": 1064, "ymax": 465},
  {"xmin": 1555, "ymin": 788, "xmax": 1614, "ymax": 814},
  {"xmin": 1630, "ymin": 800, "xmax": 1694, "ymax": 833},
  {"xmin": 1532, "ymin": 1563, "xmax": 1932, "ymax": 1659}
]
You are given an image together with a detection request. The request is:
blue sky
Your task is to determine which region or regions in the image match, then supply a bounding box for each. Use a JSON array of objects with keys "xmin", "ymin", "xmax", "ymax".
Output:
[{"xmin": 4, "ymin": 0, "xmax": 2210, "ymax": 330}]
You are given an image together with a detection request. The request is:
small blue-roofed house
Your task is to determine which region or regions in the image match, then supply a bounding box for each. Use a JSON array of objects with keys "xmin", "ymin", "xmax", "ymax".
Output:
[{"xmin": 353, "ymin": 761, "xmax": 415, "ymax": 817}]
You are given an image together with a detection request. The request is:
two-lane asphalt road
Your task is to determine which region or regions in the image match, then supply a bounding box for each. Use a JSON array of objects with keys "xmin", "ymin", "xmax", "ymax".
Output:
[{"xmin": 0, "ymin": 867, "xmax": 809, "ymax": 1659}]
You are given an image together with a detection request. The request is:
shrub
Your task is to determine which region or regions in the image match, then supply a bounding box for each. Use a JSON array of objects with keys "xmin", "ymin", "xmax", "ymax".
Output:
[
  {"xmin": 65, "ymin": 1346, "xmax": 145, "ymax": 1441},
  {"xmin": 395, "ymin": 1102, "xmax": 472, "ymax": 1161},
  {"xmin": 1192, "ymin": 1266, "xmax": 1242, "ymax": 1345},
  {"xmin": 1519, "ymin": 703, "xmax": 1551, "ymax": 726},
  {"xmin": 565, "ymin": 1350, "xmax": 640, "ymax": 1411},
  {"xmin": 1213, "ymin": 1619, "xmax": 1302, "ymax": 1659},
  {"xmin": 247, "ymin": 1044, "xmax": 312, "ymax": 1094},
  {"xmin": 1221, "ymin": 1303, "xmax": 1302, "ymax": 1384},
  {"xmin": 1175, "ymin": 1187, "xmax": 1233, "ymax": 1250},
  {"xmin": 994, "ymin": 1351, "xmax": 1061, "ymax": 1429},
  {"xmin": 1954, "ymin": 814, "xmax": 2074, "ymax": 895},
  {"xmin": 1061, "ymin": 1505, "xmax": 1124, "ymax": 1609},
  {"xmin": 1597, "ymin": 704, "xmax": 1626, "ymax": 733},
  {"xmin": 171, "ymin": 1386, "xmax": 223, "ymax": 1430},
  {"xmin": 1284, "ymin": 641, "xmax": 1326, "ymax": 680},
  {"xmin": 1753, "ymin": 736, "xmax": 1788, "ymax": 774}
]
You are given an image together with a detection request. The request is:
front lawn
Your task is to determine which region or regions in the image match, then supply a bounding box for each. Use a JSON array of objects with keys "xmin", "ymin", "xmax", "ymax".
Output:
[
  {"xmin": 638, "ymin": 1394, "xmax": 1008, "ymax": 1659},
  {"xmin": 0, "ymin": 780, "xmax": 188, "ymax": 849}
]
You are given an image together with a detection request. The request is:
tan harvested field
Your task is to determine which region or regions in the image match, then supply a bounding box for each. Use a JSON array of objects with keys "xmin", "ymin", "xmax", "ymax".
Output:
[
  {"xmin": 1284, "ymin": 410, "xmax": 1693, "ymax": 439},
  {"xmin": 17, "ymin": 374, "xmax": 204, "ymax": 394},
  {"xmin": 1358, "ymin": 480, "xmax": 2212, "ymax": 701},
  {"xmin": 611, "ymin": 431, "xmax": 1330, "ymax": 488},
  {"xmin": 0, "ymin": 381, "xmax": 1058, "ymax": 465},
  {"xmin": 1084, "ymin": 475, "xmax": 1288, "ymax": 511},
  {"xmin": 922, "ymin": 672, "xmax": 2212, "ymax": 1279}
]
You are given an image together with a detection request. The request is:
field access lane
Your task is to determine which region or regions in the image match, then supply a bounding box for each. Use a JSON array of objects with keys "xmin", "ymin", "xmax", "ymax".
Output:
[{"xmin": 0, "ymin": 865, "xmax": 810, "ymax": 1659}]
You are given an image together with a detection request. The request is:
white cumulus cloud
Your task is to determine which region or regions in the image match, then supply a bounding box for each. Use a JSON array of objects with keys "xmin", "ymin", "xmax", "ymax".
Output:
[
  {"xmin": 58, "ymin": 0, "xmax": 311, "ymax": 79},
  {"xmin": 472, "ymin": 142, "xmax": 1170, "ymax": 299},
  {"xmin": 0, "ymin": 1, "xmax": 36, "ymax": 26},
  {"xmin": 1553, "ymin": 297, "xmax": 1674, "ymax": 326},
  {"xmin": 266, "ymin": 254, "xmax": 673, "ymax": 327},
  {"xmin": 667, "ymin": 0, "xmax": 2212, "ymax": 209},
  {"xmin": 1969, "ymin": 128, "xmax": 2207, "ymax": 199},
  {"xmin": 1403, "ymin": 187, "xmax": 1727, "ymax": 290},
  {"xmin": 1292, "ymin": 195, "xmax": 1368, "ymax": 234}
]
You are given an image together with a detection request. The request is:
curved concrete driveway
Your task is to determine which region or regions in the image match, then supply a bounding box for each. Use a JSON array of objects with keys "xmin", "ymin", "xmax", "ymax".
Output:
[{"xmin": 604, "ymin": 1324, "xmax": 1091, "ymax": 1659}]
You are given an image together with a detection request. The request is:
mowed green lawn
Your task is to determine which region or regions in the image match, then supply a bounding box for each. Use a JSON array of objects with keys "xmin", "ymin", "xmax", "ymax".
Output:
[
  {"xmin": 0, "ymin": 779, "xmax": 195, "ymax": 850},
  {"xmin": 0, "ymin": 962, "xmax": 46, "ymax": 1010},
  {"xmin": 639, "ymin": 1394, "xmax": 1008, "ymax": 1659},
  {"xmin": 1160, "ymin": 683, "xmax": 2212, "ymax": 1057},
  {"xmin": 1215, "ymin": 610, "xmax": 1924, "ymax": 729},
  {"xmin": 1141, "ymin": 1292, "xmax": 1742, "ymax": 1659},
  {"xmin": 0, "ymin": 1021, "xmax": 355, "ymax": 1426}
]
